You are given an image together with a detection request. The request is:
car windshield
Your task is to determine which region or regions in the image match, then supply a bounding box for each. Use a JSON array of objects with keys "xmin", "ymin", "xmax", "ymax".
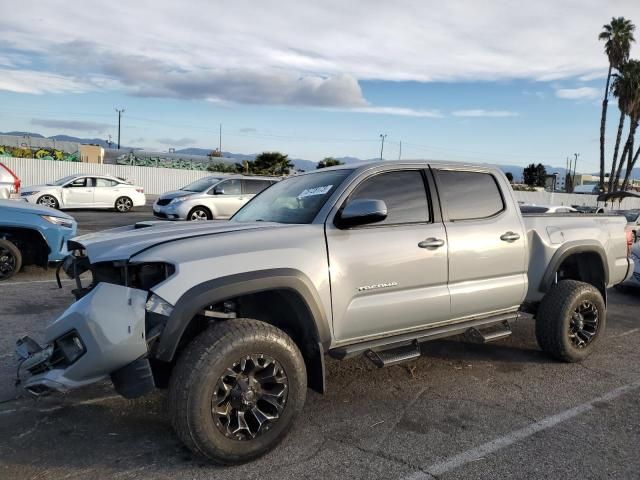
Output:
[
  {"xmin": 181, "ymin": 177, "xmax": 222, "ymax": 192},
  {"xmin": 232, "ymin": 169, "xmax": 353, "ymax": 224},
  {"xmin": 48, "ymin": 175, "xmax": 78, "ymax": 186}
]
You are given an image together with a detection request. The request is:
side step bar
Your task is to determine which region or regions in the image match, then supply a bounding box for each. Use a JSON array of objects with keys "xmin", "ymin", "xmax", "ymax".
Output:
[
  {"xmin": 465, "ymin": 321, "xmax": 512, "ymax": 343},
  {"xmin": 330, "ymin": 312, "xmax": 518, "ymax": 361},
  {"xmin": 366, "ymin": 342, "xmax": 421, "ymax": 367}
]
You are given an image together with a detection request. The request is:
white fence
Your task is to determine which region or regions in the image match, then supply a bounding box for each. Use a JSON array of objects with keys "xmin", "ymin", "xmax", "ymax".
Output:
[
  {"xmin": 2, "ymin": 157, "xmax": 212, "ymax": 195},
  {"xmin": 4, "ymin": 157, "xmax": 640, "ymax": 208}
]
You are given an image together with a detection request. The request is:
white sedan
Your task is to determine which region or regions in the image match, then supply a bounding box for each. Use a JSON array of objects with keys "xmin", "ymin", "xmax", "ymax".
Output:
[{"xmin": 20, "ymin": 174, "xmax": 146, "ymax": 212}]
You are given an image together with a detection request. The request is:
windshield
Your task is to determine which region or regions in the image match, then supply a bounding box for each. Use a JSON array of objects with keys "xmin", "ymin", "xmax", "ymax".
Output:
[
  {"xmin": 232, "ymin": 169, "xmax": 353, "ymax": 224},
  {"xmin": 48, "ymin": 175, "xmax": 78, "ymax": 186},
  {"xmin": 181, "ymin": 177, "xmax": 222, "ymax": 192}
]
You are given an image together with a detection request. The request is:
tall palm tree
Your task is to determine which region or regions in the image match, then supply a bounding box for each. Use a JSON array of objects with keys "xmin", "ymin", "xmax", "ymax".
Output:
[
  {"xmin": 609, "ymin": 60, "xmax": 637, "ymax": 190},
  {"xmin": 611, "ymin": 60, "xmax": 640, "ymax": 190},
  {"xmin": 598, "ymin": 17, "xmax": 635, "ymax": 189}
]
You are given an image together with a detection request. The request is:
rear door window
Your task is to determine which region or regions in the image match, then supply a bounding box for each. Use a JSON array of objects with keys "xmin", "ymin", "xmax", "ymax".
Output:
[
  {"xmin": 242, "ymin": 179, "xmax": 272, "ymax": 195},
  {"xmin": 435, "ymin": 170, "xmax": 504, "ymax": 221}
]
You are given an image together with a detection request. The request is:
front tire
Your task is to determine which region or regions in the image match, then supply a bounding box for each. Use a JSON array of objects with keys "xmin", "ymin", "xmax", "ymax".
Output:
[
  {"xmin": 115, "ymin": 196, "xmax": 133, "ymax": 213},
  {"xmin": 0, "ymin": 239, "xmax": 22, "ymax": 281},
  {"xmin": 187, "ymin": 206, "xmax": 212, "ymax": 221},
  {"xmin": 536, "ymin": 280, "xmax": 606, "ymax": 362},
  {"xmin": 37, "ymin": 194, "xmax": 59, "ymax": 209},
  {"xmin": 168, "ymin": 319, "xmax": 307, "ymax": 464}
]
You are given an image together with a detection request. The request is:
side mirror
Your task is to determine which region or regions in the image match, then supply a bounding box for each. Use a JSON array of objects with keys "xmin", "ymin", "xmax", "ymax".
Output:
[
  {"xmin": 335, "ymin": 199, "xmax": 387, "ymax": 229},
  {"xmin": 213, "ymin": 187, "xmax": 225, "ymax": 195}
]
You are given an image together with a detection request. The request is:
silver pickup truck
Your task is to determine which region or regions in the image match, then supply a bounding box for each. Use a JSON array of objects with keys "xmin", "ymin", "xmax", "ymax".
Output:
[{"xmin": 15, "ymin": 161, "xmax": 634, "ymax": 464}]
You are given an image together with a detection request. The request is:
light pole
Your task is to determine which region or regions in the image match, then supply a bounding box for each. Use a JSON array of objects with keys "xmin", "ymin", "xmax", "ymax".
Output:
[
  {"xmin": 379, "ymin": 134, "xmax": 387, "ymax": 160},
  {"xmin": 115, "ymin": 108, "xmax": 125, "ymax": 149}
]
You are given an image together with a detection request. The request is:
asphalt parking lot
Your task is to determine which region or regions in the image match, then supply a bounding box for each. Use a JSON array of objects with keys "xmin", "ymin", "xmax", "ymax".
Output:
[{"xmin": 1, "ymin": 203, "xmax": 640, "ymax": 479}]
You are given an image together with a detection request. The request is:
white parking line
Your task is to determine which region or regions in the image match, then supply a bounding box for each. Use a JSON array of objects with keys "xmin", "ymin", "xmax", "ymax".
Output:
[
  {"xmin": 401, "ymin": 378, "xmax": 640, "ymax": 479},
  {"xmin": 610, "ymin": 328, "xmax": 640, "ymax": 338}
]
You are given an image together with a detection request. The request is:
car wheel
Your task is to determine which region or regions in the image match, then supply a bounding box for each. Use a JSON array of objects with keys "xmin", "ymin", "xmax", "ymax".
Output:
[
  {"xmin": 188, "ymin": 207, "xmax": 212, "ymax": 221},
  {"xmin": 115, "ymin": 196, "xmax": 133, "ymax": 213},
  {"xmin": 168, "ymin": 319, "xmax": 307, "ymax": 464},
  {"xmin": 536, "ymin": 280, "xmax": 606, "ymax": 362},
  {"xmin": 0, "ymin": 239, "xmax": 22, "ymax": 281},
  {"xmin": 37, "ymin": 194, "xmax": 59, "ymax": 209}
]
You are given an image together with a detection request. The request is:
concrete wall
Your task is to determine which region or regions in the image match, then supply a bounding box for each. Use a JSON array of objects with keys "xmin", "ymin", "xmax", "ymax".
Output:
[
  {"xmin": 512, "ymin": 190, "xmax": 640, "ymax": 209},
  {"xmin": 0, "ymin": 135, "xmax": 78, "ymax": 154}
]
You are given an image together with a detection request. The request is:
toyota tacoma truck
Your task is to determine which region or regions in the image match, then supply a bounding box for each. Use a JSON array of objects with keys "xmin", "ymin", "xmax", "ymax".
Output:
[{"xmin": 15, "ymin": 161, "xmax": 634, "ymax": 464}]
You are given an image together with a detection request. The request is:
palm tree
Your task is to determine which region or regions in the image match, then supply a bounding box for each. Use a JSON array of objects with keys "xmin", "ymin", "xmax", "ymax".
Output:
[
  {"xmin": 598, "ymin": 17, "xmax": 635, "ymax": 189},
  {"xmin": 612, "ymin": 60, "xmax": 640, "ymax": 190},
  {"xmin": 608, "ymin": 60, "xmax": 638, "ymax": 190}
]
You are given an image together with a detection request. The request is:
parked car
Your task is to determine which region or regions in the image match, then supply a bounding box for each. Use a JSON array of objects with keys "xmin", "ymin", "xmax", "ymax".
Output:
[
  {"xmin": 153, "ymin": 175, "xmax": 277, "ymax": 220},
  {"xmin": 519, "ymin": 204, "xmax": 578, "ymax": 213},
  {"xmin": 20, "ymin": 174, "xmax": 146, "ymax": 212},
  {"xmin": 0, "ymin": 162, "xmax": 21, "ymax": 199},
  {"xmin": 611, "ymin": 209, "xmax": 640, "ymax": 242},
  {"xmin": 15, "ymin": 161, "xmax": 633, "ymax": 464},
  {"xmin": 0, "ymin": 199, "xmax": 77, "ymax": 281},
  {"xmin": 622, "ymin": 242, "xmax": 640, "ymax": 288}
]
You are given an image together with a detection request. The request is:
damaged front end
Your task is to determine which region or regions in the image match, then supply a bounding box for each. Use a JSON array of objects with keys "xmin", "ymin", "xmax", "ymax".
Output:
[{"xmin": 16, "ymin": 245, "xmax": 176, "ymax": 399}]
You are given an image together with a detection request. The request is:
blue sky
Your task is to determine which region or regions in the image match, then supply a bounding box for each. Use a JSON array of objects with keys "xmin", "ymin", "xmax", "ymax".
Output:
[{"xmin": 1, "ymin": 0, "xmax": 639, "ymax": 173}]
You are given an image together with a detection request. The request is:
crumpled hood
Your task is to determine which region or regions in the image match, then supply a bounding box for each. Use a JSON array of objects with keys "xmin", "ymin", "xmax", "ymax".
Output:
[
  {"xmin": 69, "ymin": 220, "xmax": 284, "ymax": 263},
  {"xmin": 157, "ymin": 190, "xmax": 195, "ymax": 200},
  {"xmin": 0, "ymin": 198, "xmax": 74, "ymax": 219}
]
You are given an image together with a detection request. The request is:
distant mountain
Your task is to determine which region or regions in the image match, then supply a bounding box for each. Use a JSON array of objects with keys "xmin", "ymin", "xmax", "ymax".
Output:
[{"xmin": 0, "ymin": 131, "xmax": 45, "ymax": 138}]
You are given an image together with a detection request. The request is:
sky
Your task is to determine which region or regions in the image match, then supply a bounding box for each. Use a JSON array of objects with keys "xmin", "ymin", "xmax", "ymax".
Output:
[{"xmin": 1, "ymin": 0, "xmax": 640, "ymax": 172}]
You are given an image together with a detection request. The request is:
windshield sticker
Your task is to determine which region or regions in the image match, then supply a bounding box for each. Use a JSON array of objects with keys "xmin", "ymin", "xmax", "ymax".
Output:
[{"xmin": 297, "ymin": 185, "xmax": 333, "ymax": 199}]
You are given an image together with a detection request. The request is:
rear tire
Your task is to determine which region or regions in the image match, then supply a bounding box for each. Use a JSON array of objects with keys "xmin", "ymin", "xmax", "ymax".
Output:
[
  {"xmin": 37, "ymin": 194, "xmax": 59, "ymax": 209},
  {"xmin": 536, "ymin": 280, "xmax": 606, "ymax": 362},
  {"xmin": 168, "ymin": 319, "xmax": 307, "ymax": 464},
  {"xmin": 187, "ymin": 206, "xmax": 212, "ymax": 221},
  {"xmin": 115, "ymin": 196, "xmax": 133, "ymax": 213},
  {"xmin": 0, "ymin": 239, "xmax": 22, "ymax": 281}
]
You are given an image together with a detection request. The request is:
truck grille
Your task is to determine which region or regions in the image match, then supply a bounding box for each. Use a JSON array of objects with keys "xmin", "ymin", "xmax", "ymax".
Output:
[{"xmin": 156, "ymin": 198, "xmax": 171, "ymax": 206}]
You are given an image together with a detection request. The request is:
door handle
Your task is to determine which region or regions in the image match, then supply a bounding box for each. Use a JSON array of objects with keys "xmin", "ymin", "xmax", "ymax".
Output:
[
  {"xmin": 418, "ymin": 237, "xmax": 445, "ymax": 249},
  {"xmin": 500, "ymin": 231, "xmax": 521, "ymax": 242}
]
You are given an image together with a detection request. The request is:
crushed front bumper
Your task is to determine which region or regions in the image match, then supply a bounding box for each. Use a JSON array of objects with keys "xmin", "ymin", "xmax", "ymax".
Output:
[{"xmin": 16, "ymin": 282, "xmax": 152, "ymax": 397}]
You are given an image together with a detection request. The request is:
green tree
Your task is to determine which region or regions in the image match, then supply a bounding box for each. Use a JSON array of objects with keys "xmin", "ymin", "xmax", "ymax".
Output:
[
  {"xmin": 598, "ymin": 17, "xmax": 635, "ymax": 189},
  {"xmin": 523, "ymin": 163, "xmax": 547, "ymax": 187},
  {"xmin": 317, "ymin": 157, "xmax": 345, "ymax": 169},
  {"xmin": 505, "ymin": 172, "xmax": 514, "ymax": 182},
  {"xmin": 206, "ymin": 162, "xmax": 237, "ymax": 173},
  {"xmin": 244, "ymin": 152, "xmax": 293, "ymax": 175},
  {"xmin": 609, "ymin": 60, "xmax": 640, "ymax": 190}
]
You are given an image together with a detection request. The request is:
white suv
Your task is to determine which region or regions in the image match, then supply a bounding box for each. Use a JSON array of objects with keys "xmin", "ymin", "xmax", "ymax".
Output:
[{"xmin": 153, "ymin": 175, "xmax": 277, "ymax": 220}]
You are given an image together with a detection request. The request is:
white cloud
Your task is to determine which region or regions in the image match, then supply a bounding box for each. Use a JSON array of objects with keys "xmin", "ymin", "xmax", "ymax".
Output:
[
  {"xmin": 31, "ymin": 118, "xmax": 111, "ymax": 132},
  {"xmin": 0, "ymin": 0, "xmax": 637, "ymax": 106},
  {"xmin": 344, "ymin": 106, "xmax": 442, "ymax": 117},
  {"xmin": 452, "ymin": 110, "xmax": 519, "ymax": 118},
  {"xmin": 0, "ymin": 68, "xmax": 88, "ymax": 94},
  {"xmin": 157, "ymin": 137, "xmax": 197, "ymax": 147},
  {"xmin": 555, "ymin": 87, "xmax": 600, "ymax": 100}
]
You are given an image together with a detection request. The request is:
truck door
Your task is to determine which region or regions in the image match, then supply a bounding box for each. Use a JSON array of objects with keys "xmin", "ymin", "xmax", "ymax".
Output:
[
  {"xmin": 325, "ymin": 168, "xmax": 450, "ymax": 343},
  {"xmin": 432, "ymin": 168, "xmax": 527, "ymax": 318}
]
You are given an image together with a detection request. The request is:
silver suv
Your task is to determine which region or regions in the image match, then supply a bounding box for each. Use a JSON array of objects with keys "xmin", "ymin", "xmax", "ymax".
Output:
[{"xmin": 153, "ymin": 174, "xmax": 277, "ymax": 220}]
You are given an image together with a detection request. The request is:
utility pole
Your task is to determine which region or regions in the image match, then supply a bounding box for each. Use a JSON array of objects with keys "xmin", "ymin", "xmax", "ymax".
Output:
[
  {"xmin": 573, "ymin": 152, "xmax": 579, "ymax": 187},
  {"xmin": 379, "ymin": 134, "xmax": 387, "ymax": 160},
  {"xmin": 115, "ymin": 108, "xmax": 125, "ymax": 149},
  {"xmin": 219, "ymin": 123, "xmax": 222, "ymax": 154},
  {"xmin": 398, "ymin": 141, "xmax": 402, "ymax": 160}
]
